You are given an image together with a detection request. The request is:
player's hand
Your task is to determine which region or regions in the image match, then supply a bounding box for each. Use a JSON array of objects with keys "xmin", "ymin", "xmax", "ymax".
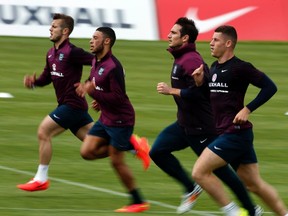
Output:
[
  {"xmin": 23, "ymin": 72, "xmax": 36, "ymax": 89},
  {"xmin": 157, "ymin": 82, "xmax": 171, "ymax": 95},
  {"xmin": 233, "ymin": 106, "xmax": 251, "ymax": 124},
  {"xmin": 75, "ymin": 80, "xmax": 96, "ymax": 97},
  {"xmin": 191, "ymin": 64, "xmax": 204, "ymax": 86},
  {"xmin": 74, "ymin": 82, "xmax": 87, "ymax": 97},
  {"xmin": 91, "ymin": 100, "xmax": 100, "ymax": 112},
  {"xmin": 85, "ymin": 79, "xmax": 96, "ymax": 95}
]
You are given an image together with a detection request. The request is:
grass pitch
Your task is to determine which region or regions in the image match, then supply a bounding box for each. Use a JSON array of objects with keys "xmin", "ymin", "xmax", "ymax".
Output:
[{"xmin": 0, "ymin": 36, "xmax": 288, "ymax": 216}]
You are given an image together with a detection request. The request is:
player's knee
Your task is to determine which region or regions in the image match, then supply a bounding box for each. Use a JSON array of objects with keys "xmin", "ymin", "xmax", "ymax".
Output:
[
  {"xmin": 191, "ymin": 168, "xmax": 203, "ymax": 183},
  {"xmin": 80, "ymin": 147, "xmax": 92, "ymax": 160},
  {"xmin": 148, "ymin": 148, "xmax": 156, "ymax": 160},
  {"xmin": 148, "ymin": 146, "xmax": 162, "ymax": 161},
  {"xmin": 37, "ymin": 129, "xmax": 49, "ymax": 142}
]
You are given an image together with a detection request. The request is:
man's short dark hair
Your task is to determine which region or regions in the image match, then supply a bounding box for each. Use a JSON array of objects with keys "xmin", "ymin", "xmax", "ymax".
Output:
[
  {"xmin": 96, "ymin": 27, "xmax": 116, "ymax": 48},
  {"xmin": 53, "ymin": 13, "xmax": 74, "ymax": 35},
  {"xmin": 215, "ymin": 25, "xmax": 238, "ymax": 48},
  {"xmin": 175, "ymin": 17, "xmax": 199, "ymax": 43}
]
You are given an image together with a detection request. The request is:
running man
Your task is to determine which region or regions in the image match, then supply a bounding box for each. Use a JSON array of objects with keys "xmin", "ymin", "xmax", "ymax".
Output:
[
  {"xmin": 150, "ymin": 17, "xmax": 260, "ymax": 216},
  {"xmin": 75, "ymin": 27, "xmax": 150, "ymax": 213},
  {"xmin": 18, "ymin": 13, "xmax": 94, "ymax": 191},
  {"xmin": 192, "ymin": 25, "xmax": 288, "ymax": 216}
]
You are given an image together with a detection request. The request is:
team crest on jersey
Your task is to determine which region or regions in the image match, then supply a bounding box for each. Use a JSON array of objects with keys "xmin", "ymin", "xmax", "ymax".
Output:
[
  {"xmin": 212, "ymin": 73, "xmax": 217, "ymax": 82},
  {"xmin": 59, "ymin": 53, "xmax": 64, "ymax": 61},
  {"xmin": 98, "ymin": 67, "xmax": 104, "ymax": 76}
]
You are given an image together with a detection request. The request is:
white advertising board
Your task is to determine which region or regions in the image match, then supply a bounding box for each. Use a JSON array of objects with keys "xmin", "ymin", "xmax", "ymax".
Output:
[{"xmin": 0, "ymin": 0, "xmax": 159, "ymax": 40}]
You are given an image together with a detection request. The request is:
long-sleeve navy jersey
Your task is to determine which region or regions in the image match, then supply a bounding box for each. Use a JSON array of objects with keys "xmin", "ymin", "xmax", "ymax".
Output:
[
  {"xmin": 34, "ymin": 39, "xmax": 94, "ymax": 110},
  {"xmin": 209, "ymin": 56, "xmax": 277, "ymax": 134},
  {"xmin": 168, "ymin": 43, "xmax": 216, "ymax": 135},
  {"xmin": 88, "ymin": 51, "xmax": 135, "ymax": 127}
]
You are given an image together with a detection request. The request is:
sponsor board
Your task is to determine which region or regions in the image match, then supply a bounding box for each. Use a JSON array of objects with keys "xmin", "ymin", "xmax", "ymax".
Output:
[
  {"xmin": 0, "ymin": 0, "xmax": 158, "ymax": 40},
  {"xmin": 156, "ymin": 0, "xmax": 288, "ymax": 41}
]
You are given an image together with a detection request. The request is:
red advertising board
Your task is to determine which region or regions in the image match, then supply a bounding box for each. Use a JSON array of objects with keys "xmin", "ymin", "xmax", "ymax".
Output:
[{"xmin": 156, "ymin": 0, "xmax": 288, "ymax": 41}]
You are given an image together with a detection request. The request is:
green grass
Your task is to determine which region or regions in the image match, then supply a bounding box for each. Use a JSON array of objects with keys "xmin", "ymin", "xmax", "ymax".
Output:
[{"xmin": 0, "ymin": 36, "xmax": 288, "ymax": 215}]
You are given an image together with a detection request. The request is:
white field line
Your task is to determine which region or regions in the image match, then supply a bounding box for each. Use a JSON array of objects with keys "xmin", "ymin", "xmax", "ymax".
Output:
[{"xmin": 0, "ymin": 165, "xmax": 272, "ymax": 215}]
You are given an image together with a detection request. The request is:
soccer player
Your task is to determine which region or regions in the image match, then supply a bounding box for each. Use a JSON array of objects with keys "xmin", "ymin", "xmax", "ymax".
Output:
[
  {"xmin": 192, "ymin": 25, "xmax": 288, "ymax": 216},
  {"xmin": 74, "ymin": 27, "xmax": 150, "ymax": 213},
  {"xmin": 149, "ymin": 17, "xmax": 260, "ymax": 216},
  {"xmin": 17, "ymin": 13, "xmax": 95, "ymax": 191}
]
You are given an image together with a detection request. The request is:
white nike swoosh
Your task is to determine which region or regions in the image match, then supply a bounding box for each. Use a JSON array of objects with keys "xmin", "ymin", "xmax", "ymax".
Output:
[
  {"xmin": 200, "ymin": 138, "xmax": 207, "ymax": 144},
  {"xmin": 185, "ymin": 6, "xmax": 257, "ymax": 33},
  {"xmin": 213, "ymin": 146, "xmax": 222, "ymax": 151},
  {"xmin": 53, "ymin": 114, "xmax": 60, "ymax": 119},
  {"xmin": 221, "ymin": 69, "xmax": 228, "ymax": 73}
]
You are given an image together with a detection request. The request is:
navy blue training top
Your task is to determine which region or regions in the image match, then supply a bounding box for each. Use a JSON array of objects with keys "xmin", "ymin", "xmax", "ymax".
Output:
[
  {"xmin": 209, "ymin": 56, "xmax": 277, "ymax": 134},
  {"xmin": 34, "ymin": 39, "xmax": 94, "ymax": 110}
]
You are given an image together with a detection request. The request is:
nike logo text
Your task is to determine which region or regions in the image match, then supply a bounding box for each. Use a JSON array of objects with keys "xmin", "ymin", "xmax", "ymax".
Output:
[{"xmin": 186, "ymin": 6, "xmax": 257, "ymax": 33}]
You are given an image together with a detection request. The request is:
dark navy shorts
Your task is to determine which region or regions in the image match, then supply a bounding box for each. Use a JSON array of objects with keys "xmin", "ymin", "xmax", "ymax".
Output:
[
  {"xmin": 49, "ymin": 104, "xmax": 93, "ymax": 135},
  {"xmin": 88, "ymin": 121, "xmax": 134, "ymax": 151},
  {"xmin": 207, "ymin": 128, "xmax": 257, "ymax": 169}
]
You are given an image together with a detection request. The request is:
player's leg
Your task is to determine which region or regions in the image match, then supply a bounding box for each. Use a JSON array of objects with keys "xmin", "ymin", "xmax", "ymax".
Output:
[
  {"xmin": 237, "ymin": 163, "xmax": 288, "ymax": 216},
  {"xmin": 37, "ymin": 115, "xmax": 66, "ymax": 165},
  {"xmin": 214, "ymin": 165, "xmax": 259, "ymax": 216},
  {"xmin": 80, "ymin": 135, "xmax": 109, "ymax": 159},
  {"xmin": 75, "ymin": 122, "xmax": 94, "ymax": 141},
  {"xmin": 190, "ymin": 133, "xmax": 257, "ymax": 216},
  {"xmin": 192, "ymin": 147, "xmax": 231, "ymax": 205},
  {"xmin": 107, "ymin": 126, "xmax": 149, "ymax": 213},
  {"xmin": 150, "ymin": 122, "xmax": 201, "ymax": 214},
  {"xmin": 71, "ymin": 108, "xmax": 94, "ymax": 141},
  {"xmin": 192, "ymin": 148, "xmax": 246, "ymax": 216},
  {"xmin": 110, "ymin": 145, "xmax": 149, "ymax": 213},
  {"xmin": 79, "ymin": 121, "xmax": 110, "ymax": 159},
  {"xmin": 149, "ymin": 122, "xmax": 194, "ymax": 192},
  {"xmin": 17, "ymin": 114, "xmax": 65, "ymax": 191}
]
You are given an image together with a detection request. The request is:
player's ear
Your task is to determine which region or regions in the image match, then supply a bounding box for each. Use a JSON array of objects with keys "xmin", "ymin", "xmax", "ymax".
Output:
[
  {"xmin": 104, "ymin": 37, "xmax": 111, "ymax": 45},
  {"xmin": 226, "ymin": 39, "xmax": 232, "ymax": 48},
  {"xmin": 182, "ymin": 34, "xmax": 189, "ymax": 43},
  {"xmin": 62, "ymin": 27, "xmax": 70, "ymax": 35}
]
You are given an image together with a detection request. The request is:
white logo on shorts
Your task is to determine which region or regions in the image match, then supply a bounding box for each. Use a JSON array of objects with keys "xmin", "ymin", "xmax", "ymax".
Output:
[
  {"xmin": 53, "ymin": 114, "xmax": 60, "ymax": 119},
  {"xmin": 213, "ymin": 146, "xmax": 222, "ymax": 151},
  {"xmin": 200, "ymin": 138, "xmax": 207, "ymax": 143}
]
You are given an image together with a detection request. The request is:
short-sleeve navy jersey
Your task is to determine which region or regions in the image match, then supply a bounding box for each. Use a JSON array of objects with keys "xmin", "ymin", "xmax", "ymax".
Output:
[
  {"xmin": 168, "ymin": 43, "xmax": 215, "ymax": 135},
  {"xmin": 88, "ymin": 51, "xmax": 135, "ymax": 127},
  {"xmin": 209, "ymin": 56, "xmax": 266, "ymax": 134},
  {"xmin": 34, "ymin": 39, "xmax": 94, "ymax": 110}
]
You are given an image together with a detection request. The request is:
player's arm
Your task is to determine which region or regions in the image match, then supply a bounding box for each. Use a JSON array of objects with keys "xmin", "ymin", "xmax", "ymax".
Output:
[
  {"xmin": 157, "ymin": 82, "xmax": 180, "ymax": 96},
  {"xmin": 24, "ymin": 60, "xmax": 52, "ymax": 89},
  {"xmin": 246, "ymin": 74, "xmax": 277, "ymax": 112},
  {"xmin": 70, "ymin": 47, "xmax": 94, "ymax": 65},
  {"xmin": 233, "ymin": 73, "xmax": 277, "ymax": 124}
]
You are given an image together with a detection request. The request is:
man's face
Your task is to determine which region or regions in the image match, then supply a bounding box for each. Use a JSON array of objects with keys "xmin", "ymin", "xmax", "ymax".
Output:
[
  {"xmin": 90, "ymin": 31, "xmax": 105, "ymax": 54},
  {"xmin": 49, "ymin": 19, "xmax": 64, "ymax": 42},
  {"xmin": 210, "ymin": 32, "xmax": 228, "ymax": 58},
  {"xmin": 167, "ymin": 24, "xmax": 184, "ymax": 49}
]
